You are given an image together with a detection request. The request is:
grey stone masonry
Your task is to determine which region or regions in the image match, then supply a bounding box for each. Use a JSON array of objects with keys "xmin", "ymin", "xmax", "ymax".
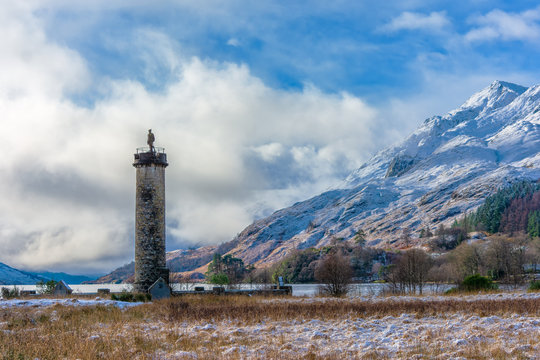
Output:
[{"xmin": 133, "ymin": 148, "xmax": 168, "ymax": 293}]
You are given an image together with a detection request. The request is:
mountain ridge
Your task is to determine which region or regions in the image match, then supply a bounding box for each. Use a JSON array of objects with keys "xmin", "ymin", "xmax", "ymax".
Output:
[
  {"xmin": 0, "ymin": 261, "xmax": 98, "ymax": 285},
  {"xmin": 0, "ymin": 262, "xmax": 45, "ymax": 285}
]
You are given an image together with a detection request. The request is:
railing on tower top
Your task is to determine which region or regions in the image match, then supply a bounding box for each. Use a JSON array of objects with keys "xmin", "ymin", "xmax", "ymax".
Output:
[{"xmin": 135, "ymin": 147, "xmax": 166, "ymax": 154}]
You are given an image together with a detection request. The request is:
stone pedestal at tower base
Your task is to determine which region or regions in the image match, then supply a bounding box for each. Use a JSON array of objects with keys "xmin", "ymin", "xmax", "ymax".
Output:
[{"xmin": 149, "ymin": 277, "xmax": 170, "ymax": 300}]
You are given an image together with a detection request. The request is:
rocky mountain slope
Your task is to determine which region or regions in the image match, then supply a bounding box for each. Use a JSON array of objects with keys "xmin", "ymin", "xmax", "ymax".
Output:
[
  {"xmin": 98, "ymin": 80, "xmax": 540, "ymax": 281},
  {"xmin": 224, "ymin": 80, "xmax": 540, "ymax": 266}
]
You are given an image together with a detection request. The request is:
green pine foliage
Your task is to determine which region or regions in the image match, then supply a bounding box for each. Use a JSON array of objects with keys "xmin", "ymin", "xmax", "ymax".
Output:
[
  {"xmin": 36, "ymin": 280, "xmax": 58, "ymax": 295},
  {"xmin": 271, "ymin": 248, "xmax": 320, "ymax": 283},
  {"xmin": 111, "ymin": 291, "xmax": 151, "ymax": 302},
  {"xmin": 1, "ymin": 286, "xmax": 20, "ymax": 299},
  {"xmin": 528, "ymin": 210, "xmax": 540, "ymax": 238},
  {"xmin": 208, "ymin": 273, "xmax": 230, "ymax": 285},
  {"xmin": 205, "ymin": 253, "xmax": 247, "ymax": 284},
  {"xmin": 460, "ymin": 180, "xmax": 540, "ymax": 234},
  {"xmin": 529, "ymin": 280, "xmax": 540, "ymax": 291}
]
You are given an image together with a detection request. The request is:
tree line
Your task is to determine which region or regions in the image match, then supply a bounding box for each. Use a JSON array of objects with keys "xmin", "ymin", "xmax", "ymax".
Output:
[
  {"xmin": 456, "ymin": 180, "xmax": 540, "ymax": 236},
  {"xmin": 205, "ymin": 232, "xmax": 539, "ymax": 296}
]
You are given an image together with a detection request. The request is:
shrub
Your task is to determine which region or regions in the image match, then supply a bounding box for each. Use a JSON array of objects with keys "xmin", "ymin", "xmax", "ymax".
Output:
[
  {"xmin": 315, "ymin": 252, "xmax": 353, "ymax": 297},
  {"xmin": 444, "ymin": 287, "xmax": 459, "ymax": 295},
  {"xmin": 529, "ymin": 280, "xmax": 540, "ymax": 291},
  {"xmin": 111, "ymin": 291, "xmax": 151, "ymax": 302},
  {"xmin": 36, "ymin": 280, "xmax": 58, "ymax": 295},
  {"xmin": 135, "ymin": 293, "xmax": 152, "ymax": 302},
  {"xmin": 460, "ymin": 274, "xmax": 497, "ymax": 291},
  {"xmin": 209, "ymin": 273, "xmax": 229, "ymax": 286},
  {"xmin": 1, "ymin": 286, "xmax": 20, "ymax": 299}
]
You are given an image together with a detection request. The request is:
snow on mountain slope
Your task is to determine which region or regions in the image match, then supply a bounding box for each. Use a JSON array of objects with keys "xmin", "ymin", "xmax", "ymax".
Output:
[
  {"xmin": 222, "ymin": 80, "xmax": 540, "ymax": 265},
  {"xmin": 0, "ymin": 262, "xmax": 44, "ymax": 285}
]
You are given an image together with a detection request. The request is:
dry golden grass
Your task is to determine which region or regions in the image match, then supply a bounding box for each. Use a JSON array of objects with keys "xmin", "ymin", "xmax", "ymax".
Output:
[
  {"xmin": 156, "ymin": 295, "xmax": 540, "ymax": 322},
  {"xmin": 0, "ymin": 295, "xmax": 538, "ymax": 359}
]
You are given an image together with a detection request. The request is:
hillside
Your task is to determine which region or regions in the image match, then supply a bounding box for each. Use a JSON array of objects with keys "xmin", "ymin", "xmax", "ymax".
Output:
[
  {"xmin": 27, "ymin": 271, "xmax": 95, "ymax": 284},
  {"xmin": 97, "ymin": 80, "xmax": 540, "ymax": 282},
  {"xmin": 90, "ymin": 245, "xmax": 218, "ymax": 283},
  {"xmin": 0, "ymin": 262, "xmax": 44, "ymax": 285},
  {"xmin": 225, "ymin": 80, "xmax": 540, "ymax": 267}
]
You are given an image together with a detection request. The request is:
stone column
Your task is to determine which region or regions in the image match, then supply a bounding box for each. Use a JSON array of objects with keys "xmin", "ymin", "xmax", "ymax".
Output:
[{"xmin": 133, "ymin": 149, "xmax": 169, "ymax": 293}]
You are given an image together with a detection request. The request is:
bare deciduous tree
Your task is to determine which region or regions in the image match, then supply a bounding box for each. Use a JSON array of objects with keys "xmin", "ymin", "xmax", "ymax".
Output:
[
  {"xmin": 449, "ymin": 242, "xmax": 484, "ymax": 281},
  {"xmin": 315, "ymin": 251, "xmax": 353, "ymax": 297},
  {"xmin": 401, "ymin": 227, "xmax": 412, "ymax": 248},
  {"xmin": 526, "ymin": 237, "xmax": 540, "ymax": 274},
  {"xmin": 386, "ymin": 249, "xmax": 432, "ymax": 294},
  {"xmin": 486, "ymin": 236, "xmax": 528, "ymax": 286}
]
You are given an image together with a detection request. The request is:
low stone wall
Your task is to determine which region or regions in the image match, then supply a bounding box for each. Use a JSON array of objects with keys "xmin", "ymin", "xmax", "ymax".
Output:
[{"xmin": 172, "ymin": 286, "xmax": 292, "ymax": 296}]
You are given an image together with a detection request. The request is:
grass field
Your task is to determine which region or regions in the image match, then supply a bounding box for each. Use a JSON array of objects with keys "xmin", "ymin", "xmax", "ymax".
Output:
[{"xmin": 1, "ymin": 292, "xmax": 539, "ymax": 359}]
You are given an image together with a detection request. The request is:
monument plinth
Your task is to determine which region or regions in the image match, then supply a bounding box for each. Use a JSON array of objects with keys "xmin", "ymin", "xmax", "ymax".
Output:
[{"xmin": 133, "ymin": 130, "xmax": 169, "ymax": 293}]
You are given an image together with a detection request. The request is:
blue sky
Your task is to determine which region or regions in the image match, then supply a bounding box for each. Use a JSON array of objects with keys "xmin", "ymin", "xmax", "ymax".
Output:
[
  {"xmin": 1, "ymin": 1, "xmax": 540, "ymax": 274},
  {"xmin": 40, "ymin": 1, "xmax": 540, "ymax": 101}
]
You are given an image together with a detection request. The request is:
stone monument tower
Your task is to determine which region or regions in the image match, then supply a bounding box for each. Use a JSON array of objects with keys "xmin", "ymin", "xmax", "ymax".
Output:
[{"xmin": 133, "ymin": 130, "xmax": 169, "ymax": 293}]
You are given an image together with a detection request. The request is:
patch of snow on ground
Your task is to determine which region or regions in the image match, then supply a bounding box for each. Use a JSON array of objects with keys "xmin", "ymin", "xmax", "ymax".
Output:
[
  {"xmin": 0, "ymin": 297, "xmax": 144, "ymax": 309},
  {"xmin": 166, "ymin": 306, "xmax": 539, "ymax": 358}
]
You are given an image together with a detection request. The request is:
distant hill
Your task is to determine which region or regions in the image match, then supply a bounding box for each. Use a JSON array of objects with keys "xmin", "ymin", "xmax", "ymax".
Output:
[
  {"xmin": 84, "ymin": 262, "xmax": 135, "ymax": 284},
  {"xmin": 89, "ymin": 245, "xmax": 218, "ymax": 284},
  {"xmin": 0, "ymin": 262, "xmax": 44, "ymax": 285},
  {"xmin": 0, "ymin": 261, "xmax": 98, "ymax": 285},
  {"xmin": 28, "ymin": 271, "xmax": 96, "ymax": 284}
]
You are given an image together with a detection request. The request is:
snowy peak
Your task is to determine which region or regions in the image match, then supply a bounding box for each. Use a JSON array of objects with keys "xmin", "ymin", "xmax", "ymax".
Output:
[
  {"xmin": 494, "ymin": 84, "xmax": 540, "ymax": 122},
  {"xmin": 347, "ymin": 80, "xmax": 535, "ymax": 187},
  {"xmin": 458, "ymin": 80, "xmax": 527, "ymax": 117}
]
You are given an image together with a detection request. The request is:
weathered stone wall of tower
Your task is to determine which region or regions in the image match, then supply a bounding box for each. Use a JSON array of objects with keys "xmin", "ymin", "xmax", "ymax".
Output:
[{"xmin": 133, "ymin": 151, "xmax": 168, "ymax": 293}]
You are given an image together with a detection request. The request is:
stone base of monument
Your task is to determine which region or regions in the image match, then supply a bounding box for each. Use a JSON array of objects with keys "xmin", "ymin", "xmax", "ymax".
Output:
[{"xmin": 149, "ymin": 277, "xmax": 171, "ymax": 300}]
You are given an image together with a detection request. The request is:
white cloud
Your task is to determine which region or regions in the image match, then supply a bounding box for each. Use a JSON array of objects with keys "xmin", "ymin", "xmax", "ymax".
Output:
[
  {"xmin": 465, "ymin": 7, "xmax": 540, "ymax": 42},
  {"xmin": 0, "ymin": 3, "xmax": 90, "ymax": 101},
  {"xmin": 380, "ymin": 11, "xmax": 450, "ymax": 33},
  {"xmin": 252, "ymin": 143, "xmax": 284, "ymax": 162},
  {"xmin": 0, "ymin": 3, "xmax": 386, "ymax": 274},
  {"xmin": 227, "ymin": 37, "xmax": 240, "ymax": 47}
]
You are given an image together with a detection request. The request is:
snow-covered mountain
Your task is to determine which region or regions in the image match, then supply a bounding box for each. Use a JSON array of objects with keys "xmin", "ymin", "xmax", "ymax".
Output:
[
  {"xmin": 97, "ymin": 80, "xmax": 540, "ymax": 281},
  {"xmin": 0, "ymin": 262, "xmax": 45, "ymax": 285},
  {"xmin": 222, "ymin": 80, "xmax": 540, "ymax": 266}
]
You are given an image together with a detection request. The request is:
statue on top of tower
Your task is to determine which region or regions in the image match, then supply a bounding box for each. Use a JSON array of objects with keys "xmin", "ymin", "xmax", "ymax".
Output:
[{"xmin": 147, "ymin": 129, "xmax": 155, "ymax": 153}]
